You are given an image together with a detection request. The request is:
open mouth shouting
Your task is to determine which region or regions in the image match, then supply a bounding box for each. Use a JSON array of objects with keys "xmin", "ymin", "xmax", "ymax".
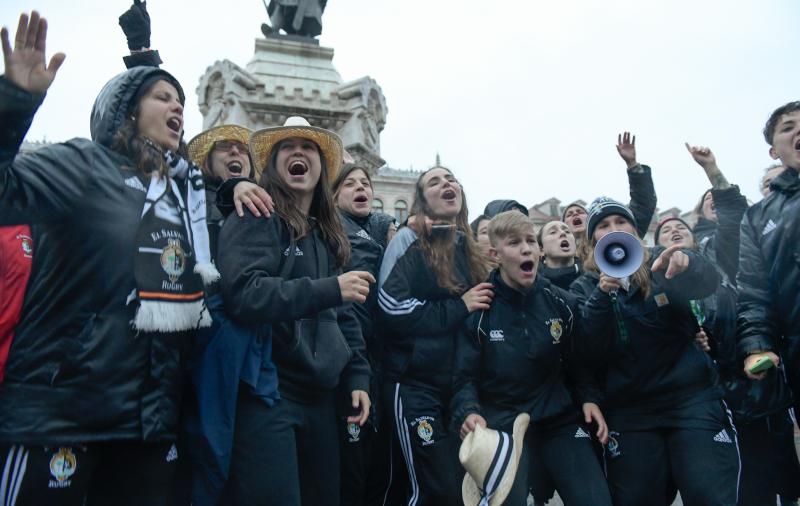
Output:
[
  {"xmin": 559, "ymin": 239, "xmax": 572, "ymax": 252},
  {"xmin": 353, "ymin": 193, "xmax": 369, "ymax": 205},
  {"xmin": 520, "ymin": 260, "xmax": 536, "ymax": 276},
  {"xmin": 166, "ymin": 116, "xmax": 182, "ymax": 137},
  {"xmin": 670, "ymin": 233, "xmax": 685, "ymax": 245},
  {"xmin": 288, "ymin": 160, "xmax": 308, "ymax": 177},
  {"xmin": 571, "ymin": 217, "xmax": 584, "ymax": 228},
  {"xmin": 795, "ymin": 138, "xmax": 800, "ymax": 152},
  {"xmin": 442, "ymin": 188, "xmax": 457, "ymax": 201},
  {"xmin": 226, "ymin": 160, "xmax": 244, "ymax": 177}
]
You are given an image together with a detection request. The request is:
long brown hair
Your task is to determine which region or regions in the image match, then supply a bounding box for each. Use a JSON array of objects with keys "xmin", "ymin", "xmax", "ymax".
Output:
[
  {"xmin": 259, "ymin": 143, "xmax": 350, "ymax": 268},
  {"xmin": 583, "ymin": 227, "xmax": 652, "ymax": 298},
  {"xmin": 576, "ymin": 231, "xmax": 593, "ymax": 266},
  {"xmin": 410, "ymin": 168, "xmax": 490, "ymax": 294}
]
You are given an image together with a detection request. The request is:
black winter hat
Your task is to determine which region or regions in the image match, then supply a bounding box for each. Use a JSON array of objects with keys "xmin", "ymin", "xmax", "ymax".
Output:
[
  {"xmin": 654, "ymin": 216, "xmax": 693, "ymax": 246},
  {"xmin": 586, "ymin": 197, "xmax": 636, "ymax": 240},
  {"xmin": 483, "ymin": 199, "xmax": 528, "ymax": 218}
]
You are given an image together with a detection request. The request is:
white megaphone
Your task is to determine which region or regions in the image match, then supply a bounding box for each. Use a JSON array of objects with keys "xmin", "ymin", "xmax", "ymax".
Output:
[{"xmin": 594, "ymin": 231, "xmax": 644, "ymax": 278}]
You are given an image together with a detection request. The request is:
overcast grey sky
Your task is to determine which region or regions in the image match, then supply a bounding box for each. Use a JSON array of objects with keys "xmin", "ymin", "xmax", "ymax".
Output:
[{"xmin": 3, "ymin": 0, "xmax": 798, "ymax": 217}]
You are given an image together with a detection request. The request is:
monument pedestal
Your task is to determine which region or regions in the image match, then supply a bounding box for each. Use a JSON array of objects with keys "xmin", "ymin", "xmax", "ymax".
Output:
[{"xmin": 197, "ymin": 35, "xmax": 387, "ymax": 173}]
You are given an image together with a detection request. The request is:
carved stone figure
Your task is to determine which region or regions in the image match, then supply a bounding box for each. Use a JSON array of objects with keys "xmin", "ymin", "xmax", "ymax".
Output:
[
  {"xmin": 202, "ymin": 73, "xmax": 228, "ymax": 129},
  {"xmin": 262, "ymin": 0, "xmax": 327, "ymax": 38}
]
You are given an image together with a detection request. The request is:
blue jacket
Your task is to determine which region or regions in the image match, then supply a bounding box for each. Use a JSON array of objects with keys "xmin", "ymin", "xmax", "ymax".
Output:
[{"xmin": 183, "ymin": 293, "xmax": 278, "ymax": 506}]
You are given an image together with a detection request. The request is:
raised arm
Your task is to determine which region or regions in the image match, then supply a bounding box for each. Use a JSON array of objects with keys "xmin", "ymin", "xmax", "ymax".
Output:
[
  {"xmin": 0, "ymin": 12, "xmax": 94, "ymax": 224},
  {"xmin": 617, "ymin": 132, "xmax": 657, "ymax": 238},
  {"xmin": 685, "ymin": 142, "xmax": 730, "ymax": 190},
  {"xmin": 685, "ymin": 143, "xmax": 748, "ymax": 281},
  {"xmin": 119, "ymin": 0, "xmax": 162, "ymax": 68}
]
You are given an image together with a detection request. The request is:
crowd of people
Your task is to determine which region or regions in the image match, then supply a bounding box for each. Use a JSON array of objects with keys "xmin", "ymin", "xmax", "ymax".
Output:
[{"xmin": 1, "ymin": 5, "xmax": 800, "ymax": 506}]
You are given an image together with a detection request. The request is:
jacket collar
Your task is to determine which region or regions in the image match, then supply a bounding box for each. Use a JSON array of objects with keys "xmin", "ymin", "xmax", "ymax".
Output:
[
  {"xmin": 489, "ymin": 268, "xmax": 547, "ymax": 303},
  {"xmin": 771, "ymin": 166, "xmax": 800, "ymax": 194},
  {"xmin": 693, "ymin": 217, "xmax": 717, "ymax": 240}
]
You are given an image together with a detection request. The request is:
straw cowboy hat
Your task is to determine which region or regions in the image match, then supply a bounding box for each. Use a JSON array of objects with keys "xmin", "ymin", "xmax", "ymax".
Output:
[
  {"xmin": 460, "ymin": 413, "xmax": 530, "ymax": 506},
  {"xmin": 248, "ymin": 116, "xmax": 344, "ymax": 182},
  {"xmin": 186, "ymin": 124, "xmax": 252, "ymax": 167}
]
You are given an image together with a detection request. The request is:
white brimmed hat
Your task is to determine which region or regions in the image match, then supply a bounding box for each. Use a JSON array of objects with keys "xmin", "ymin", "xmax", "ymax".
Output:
[
  {"xmin": 249, "ymin": 116, "xmax": 343, "ymax": 182},
  {"xmin": 460, "ymin": 413, "xmax": 530, "ymax": 506}
]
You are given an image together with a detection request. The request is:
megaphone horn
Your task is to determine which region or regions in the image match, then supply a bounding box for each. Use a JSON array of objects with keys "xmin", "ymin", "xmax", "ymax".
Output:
[{"xmin": 594, "ymin": 231, "xmax": 644, "ymax": 278}]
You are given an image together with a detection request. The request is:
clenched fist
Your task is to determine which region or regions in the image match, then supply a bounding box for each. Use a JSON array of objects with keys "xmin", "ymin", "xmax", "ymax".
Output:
[{"xmin": 338, "ymin": 271, "xmax": 376, "ymax": 304}]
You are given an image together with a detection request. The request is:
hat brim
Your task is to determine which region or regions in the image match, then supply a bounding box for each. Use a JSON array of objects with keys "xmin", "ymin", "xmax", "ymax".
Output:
[
  {"xmin": 461, "ymin": 414, "xmax": 530, "ymax": 506},
  {"xmin": 249, "ymin": 125, "xmax": 343, "ymax": 183},
  {"xmin": 187, "ymin": 125, "xmax": 252, "ymax": 167}
]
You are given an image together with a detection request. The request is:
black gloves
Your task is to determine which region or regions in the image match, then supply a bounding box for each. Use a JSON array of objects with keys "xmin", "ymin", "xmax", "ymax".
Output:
[{"xmin": 119, "ymin": 0, "xmax": 152, "ymax": 50}]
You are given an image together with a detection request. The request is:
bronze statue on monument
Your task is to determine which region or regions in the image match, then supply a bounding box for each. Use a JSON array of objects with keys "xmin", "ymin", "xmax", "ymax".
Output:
[{"xmin": 260, "ymin": 0, "xmax": 327, "ymax": 39}]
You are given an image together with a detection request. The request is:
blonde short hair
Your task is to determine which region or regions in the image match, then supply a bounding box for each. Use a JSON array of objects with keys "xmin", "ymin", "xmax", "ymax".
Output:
[{"xmin": 488, "ymin": 211, "xmax": 536, "ymax": 247}]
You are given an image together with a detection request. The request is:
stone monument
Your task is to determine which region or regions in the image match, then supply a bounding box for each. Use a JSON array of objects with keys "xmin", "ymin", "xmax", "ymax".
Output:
[{"xmin": 196, "ymin": 5, "xmax": 388, "ymax": 173}]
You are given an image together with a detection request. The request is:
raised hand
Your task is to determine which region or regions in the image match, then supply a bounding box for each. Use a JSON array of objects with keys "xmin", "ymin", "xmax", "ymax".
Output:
[
  {"xmin": 651, "ymin": 244, "xmax": 689, "ymax": 280},
  {"xmin": 685, "ymin": 142, "xmax": 729, "ymax": 189},
  {"xmin": 616, "ymin": 132, "xmax": 637, "ymax": 169},
  {"xmin": 119, "ymin": 0, "xmax": 152, "ymax": 51},
  {"xmin": 1, "ymin": 11, "xmax": 65, "ymax": 95},
  {"xmin": 684, "ymin": 143, "xmax": 717, "ymax": 170}
]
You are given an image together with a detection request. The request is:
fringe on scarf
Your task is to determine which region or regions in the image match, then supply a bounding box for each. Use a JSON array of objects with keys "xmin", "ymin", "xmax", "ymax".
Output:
[
  {"xmin": 195, "ymin": 262, "xmax": 221, "ymax": 285},
  {"xmin": 134, "ymin": 299, "xmax": 213, "ymax": 332}
]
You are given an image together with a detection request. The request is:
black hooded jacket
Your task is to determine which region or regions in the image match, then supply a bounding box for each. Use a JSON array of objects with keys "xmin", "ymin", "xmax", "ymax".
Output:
[
  {"xmin": 451, "ymin": 270, "xmax": 597, "ymax": 428},
  {"xmin": 693, "ymin": 185, "xmax": 748, "ymax": 285},
  {"xmin": 0, "ymin": 68, "xmax": 192, "ymax": 444},
  {"xmin": 569, "ymin": 247, "xmax": 721, "ymax": 424},
  {"xmin": 737, "ymin": 167, "xmax": 800, "ymax": 394},
  {"xmin": 217, "ymin": 212, "xmax": 371, "ymax": 403},
  {"xmin": 690, "ymin": 186, "xmax": 748, "ymax": 367}
]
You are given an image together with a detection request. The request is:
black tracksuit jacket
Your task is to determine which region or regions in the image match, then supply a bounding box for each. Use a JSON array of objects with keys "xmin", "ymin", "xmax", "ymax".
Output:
[
  {"xmin": 737, "ymin": 167, "xmax": 800, "ymax": 394},
  {"xmin": 377, "ymin": 229, "xmax": 474, "ymax": 393},
  {"xmin": 569, "ymin": 247, "xmax": 722, "ymax": 422},
  {"xmin": 451, "ymin": 270, "xmax": 598, "ymax": 427},
  {"xmin": 217, "ymin": 212, "xmax": 371, "ymax": 403}
]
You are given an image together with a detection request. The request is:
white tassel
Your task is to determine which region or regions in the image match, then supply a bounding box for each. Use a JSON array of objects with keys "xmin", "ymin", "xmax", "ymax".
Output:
[
  {"xmin": 134, "ymin": 300, "xmax": 213, "ymax": 332},
  {"xmin": 194, "ymin": 262, "xmax": 221, "ymax": 286}
]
